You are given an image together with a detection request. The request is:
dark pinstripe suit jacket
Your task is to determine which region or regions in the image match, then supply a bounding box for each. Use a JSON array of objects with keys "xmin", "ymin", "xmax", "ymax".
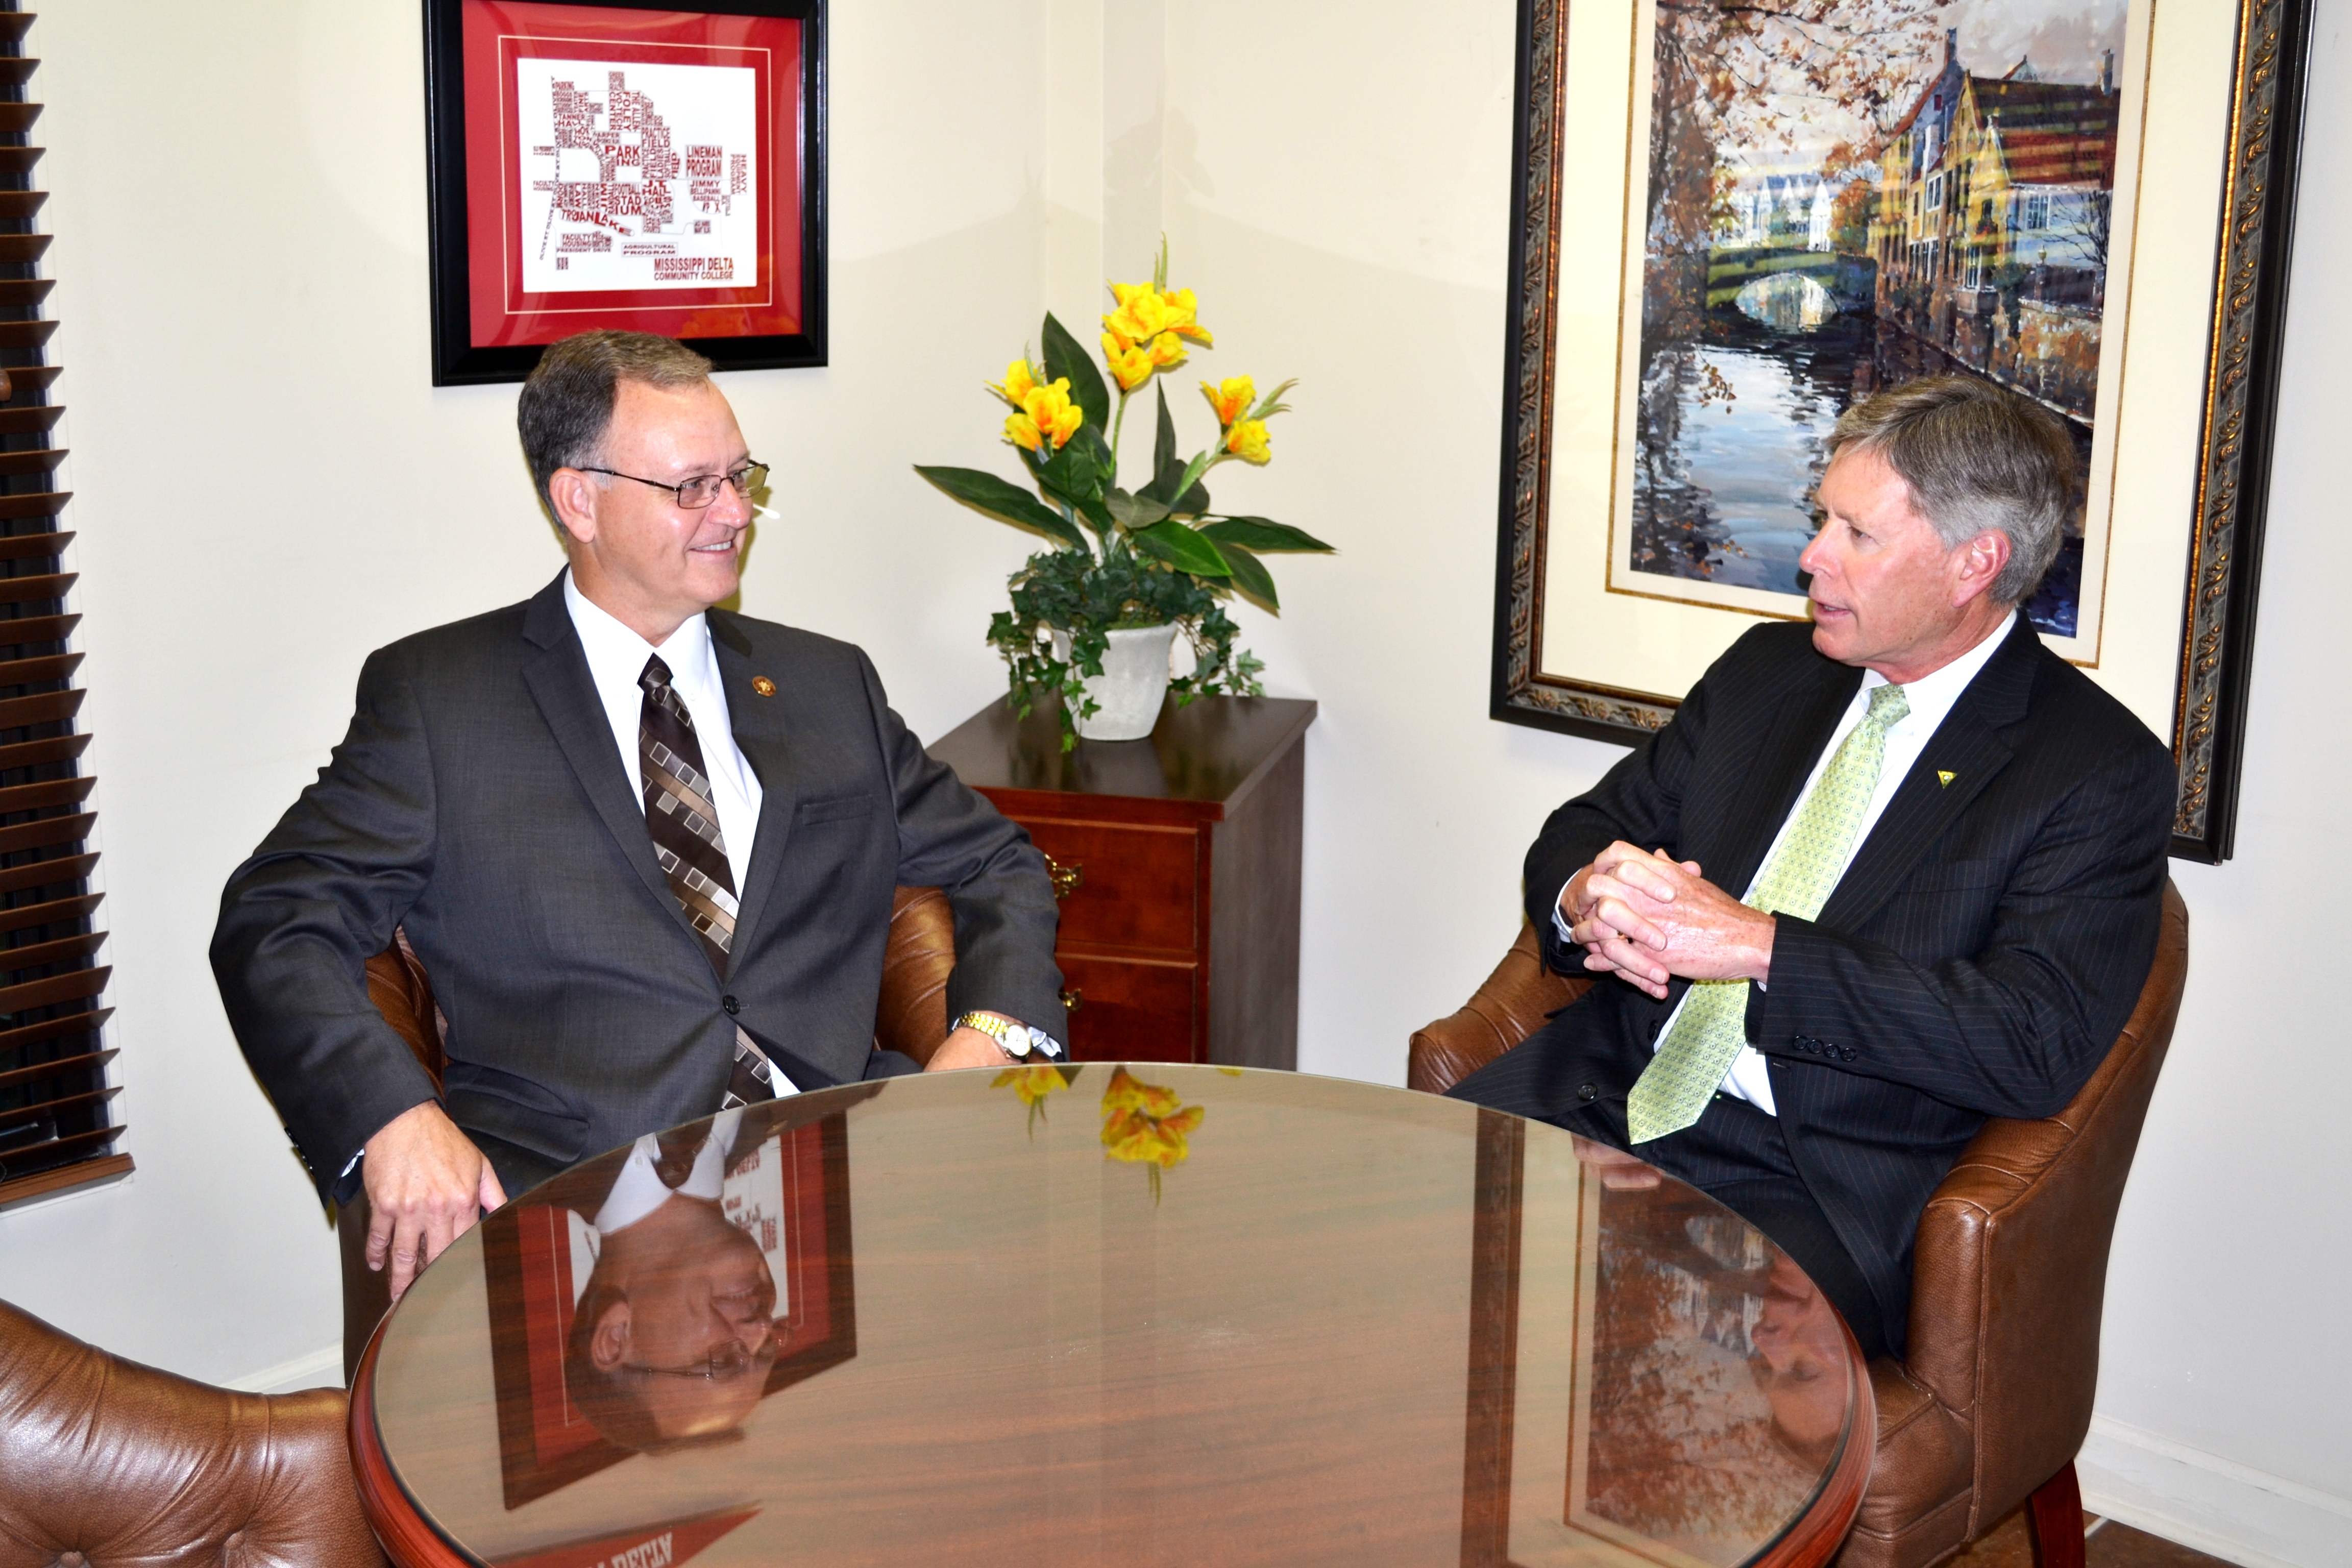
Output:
[
  {"xmin": 212, "ymin": 573, "xmax": 1066, "ymax": 1203},
  {"xmin": 1514, "ymin": 616, "xmax": 2175, "ymax": 1328}
]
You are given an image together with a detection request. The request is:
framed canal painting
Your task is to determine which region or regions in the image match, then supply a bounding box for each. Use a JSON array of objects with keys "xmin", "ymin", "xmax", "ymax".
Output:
[
  {"xmin": 422, "ymin": 0, "xmax": 827, "ymax": 386},
  {"xmin": 1490, "ymin": 0, "xmax": 2313, "ymax": 862}
]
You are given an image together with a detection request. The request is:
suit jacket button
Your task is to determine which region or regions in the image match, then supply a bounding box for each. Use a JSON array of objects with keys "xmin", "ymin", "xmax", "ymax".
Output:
[
  {"xmin": 723, "ymin": 995, "xmax": 741, "ymax": 1016},
  {"xmin": 1576, "ymin": 1083, "xmax": 1599, "ymax": 1104}
]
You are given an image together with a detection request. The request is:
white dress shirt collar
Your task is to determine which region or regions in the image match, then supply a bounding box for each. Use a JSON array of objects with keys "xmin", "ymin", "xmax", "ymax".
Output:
[
  {"xmin": 1855, "ymin": 608, "xmax": 2017, "ymax": 746},
  {"xmin": 562, "ymin": 568, "xmax": 763, "ymax": 894}
]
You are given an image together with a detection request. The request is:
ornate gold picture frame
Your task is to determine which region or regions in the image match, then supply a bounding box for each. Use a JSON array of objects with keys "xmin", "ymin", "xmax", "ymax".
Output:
[{"xmin": 1489, "ymin": 0, "xmax": 2311, "ymax": 863}]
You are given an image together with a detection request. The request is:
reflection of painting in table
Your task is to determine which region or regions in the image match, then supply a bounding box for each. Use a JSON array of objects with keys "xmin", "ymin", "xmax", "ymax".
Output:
[
  {"xmin": 1574, "ymin": 1186, "xmax": 1817, "ymax": 1565},
  {"xmin": 1620, "ymin": 0, "xmax": 2135, "ymax": 650},
  {"xmin": 479, "ymin": 1104, "xmax": 859, "ymax": 1510}
]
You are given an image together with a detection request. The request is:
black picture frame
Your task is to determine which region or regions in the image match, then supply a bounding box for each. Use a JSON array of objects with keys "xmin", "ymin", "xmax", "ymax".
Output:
[
  {"xmin": 1488, "ymin": 0, "xmax": 2312, "ymax": 864},
  {"xmin": 422, "ymin": 0, "xmax": 827, "ymax": 387}
]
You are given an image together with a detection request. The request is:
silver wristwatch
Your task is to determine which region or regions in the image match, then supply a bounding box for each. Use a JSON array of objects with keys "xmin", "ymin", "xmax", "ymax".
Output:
[{"xmin": 953, "ymin": 1011, "xmax": 1058, "ymax": 1060}]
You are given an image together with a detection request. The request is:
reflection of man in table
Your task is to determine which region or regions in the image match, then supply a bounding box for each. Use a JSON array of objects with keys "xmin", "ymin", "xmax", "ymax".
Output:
[
  {"xmin": 1452, "ymin": 376, "xmax": 2175, "ymax": 1360},
  {"xmin": 212, "ymin": 331, "xmax": 1067, "ymax": 1305},
  {"xmin": 566, "ymin": 1109, "xmax": 776, "ymax": 1450},
  {"xmin": 1748, "ymin": 1253, "xmax": 1849, "ymax": 1469}
]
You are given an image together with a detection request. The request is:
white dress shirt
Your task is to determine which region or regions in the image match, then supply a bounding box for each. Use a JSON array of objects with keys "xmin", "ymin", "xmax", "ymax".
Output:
[
  {"xmin": 564, "ymin": 570, "xmax": 764, "ymax": 897},
  {"xmin": 1557, "ymin": 612, "xmax": 2018, "ymax": 1115}
]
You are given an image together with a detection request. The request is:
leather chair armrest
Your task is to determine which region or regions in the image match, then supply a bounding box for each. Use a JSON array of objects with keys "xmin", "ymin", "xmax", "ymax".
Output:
[
  {"xmin": 0, "ymin": 1299, "xmax": 386, "ymax": 1568},
  {"xmin": 1408, "ymin": 920, "xmax": 1591, "ymax": 1095},
  {"xmin": 363, "ymin": 927, "xmax": 446, "ymax": 1093},
  {"xmin": 1898, "ymin": 884, "xmax": 2188, "ymax": 1530},
  {"xmin": 874, "ymin": 886, "xmax": 955, "ymax": 1066}
]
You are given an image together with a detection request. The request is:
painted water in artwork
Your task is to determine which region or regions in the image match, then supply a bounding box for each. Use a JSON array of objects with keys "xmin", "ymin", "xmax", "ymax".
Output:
[{"xmin": 1627, "ymin": 0, "xmax": 2128, "ymax": 639}]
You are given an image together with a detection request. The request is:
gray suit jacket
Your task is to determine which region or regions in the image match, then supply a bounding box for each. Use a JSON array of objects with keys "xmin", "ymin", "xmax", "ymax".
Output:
[{"xmin": 212, "ymin": 573, "xmax": 1065, "ymax": 1200}]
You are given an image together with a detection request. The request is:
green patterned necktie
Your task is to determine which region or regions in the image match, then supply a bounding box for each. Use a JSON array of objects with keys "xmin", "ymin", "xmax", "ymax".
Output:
[{"xmin": 1624, "ymin": 681, "xmax": 1910, "ymax": 1143}]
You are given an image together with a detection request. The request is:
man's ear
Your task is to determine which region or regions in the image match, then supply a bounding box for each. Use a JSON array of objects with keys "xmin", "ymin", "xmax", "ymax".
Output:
[
  {"xmin": 588, "ymin": 1297, "xmax": 632, "ymax": 1373},
  {"xmin": 1952, "ymin": 528, "xmax": 2011, "ymax": 607},
  {"xmin": 548, "ymin": 468, "xmax": 601, "ymax": 547}
]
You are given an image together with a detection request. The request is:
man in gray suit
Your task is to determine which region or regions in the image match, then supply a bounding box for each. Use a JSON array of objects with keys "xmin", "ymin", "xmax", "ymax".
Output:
[{"xmin": 214, "ymin": 332, "xmax": 1066, "ymax": 1301}]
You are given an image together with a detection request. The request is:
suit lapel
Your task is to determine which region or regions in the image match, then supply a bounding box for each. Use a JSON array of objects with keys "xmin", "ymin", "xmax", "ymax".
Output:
[
  {"xmin": 710, "ymin": 611, "xmax": 798, "ymax": 971},
  {"xmin": 517, "ymin": 575, "xmax": 692, "ymax": 933},
  {"xmin": 1818, "ymin": 615, "xmax": 2039, "ymax": 930},
  {"xmin": 1703, "ymin": 657, "xmax": 1861, "ymax": 898}
]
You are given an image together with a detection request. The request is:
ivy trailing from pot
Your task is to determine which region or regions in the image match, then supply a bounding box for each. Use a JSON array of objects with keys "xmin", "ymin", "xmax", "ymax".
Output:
[{"xmin": 916, "ymin": 243, "xmax": 1333, "ymax": 748}]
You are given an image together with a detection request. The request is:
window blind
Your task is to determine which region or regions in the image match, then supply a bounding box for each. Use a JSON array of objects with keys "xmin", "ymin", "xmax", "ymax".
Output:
[{"xmin": 0, "ymin": 4, "xmax": 124, "ymax": 1210}]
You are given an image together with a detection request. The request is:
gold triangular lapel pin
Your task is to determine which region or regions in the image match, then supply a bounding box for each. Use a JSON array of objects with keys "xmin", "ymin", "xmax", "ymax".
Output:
[{"xmin": 1937, "ymin": 770, "xmax": 1956, "ymax": 787}]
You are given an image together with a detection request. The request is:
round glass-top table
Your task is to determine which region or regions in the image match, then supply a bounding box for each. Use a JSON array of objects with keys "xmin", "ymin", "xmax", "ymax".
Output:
[{"xmin": 350, "ymin": 1065, "xmax": 1871, "ymax": 1568}]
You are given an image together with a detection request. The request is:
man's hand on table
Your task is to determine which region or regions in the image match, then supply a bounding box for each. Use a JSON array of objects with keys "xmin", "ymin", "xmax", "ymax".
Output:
[
  {"xmin": 1563, "ymin": 841, "xmax": 1776, "ymax": 1000},
  {"xmin": 363, "ymin": 1100, "xmax": 508, "ymax": 1303},
  {"xmin": 925, "ymin": 1023, "xmax": 1018, "ymax": 1072}
]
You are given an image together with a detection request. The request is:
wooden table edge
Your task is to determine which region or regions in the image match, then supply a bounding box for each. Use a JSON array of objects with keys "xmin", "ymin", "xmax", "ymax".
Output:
[
  {"xmin": 349, "ymin": 1316, "xmax": 480, "ymax": 1568},
  {"xmin": 1752, "ymin": 1314, "xmax": 1878, "ymax": 1568}
]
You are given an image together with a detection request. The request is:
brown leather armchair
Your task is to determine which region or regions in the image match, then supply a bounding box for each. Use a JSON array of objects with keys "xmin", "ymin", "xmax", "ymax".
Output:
[
  {"xmin": 1409, "ymin": 882, "xmax": 2188, "ymax": 1568},
  {"xmin": 339, "ymin": 886, "xmax": 959, "ymax": 1381},
  {"xmin": 0, "ymin": 1297, "xmax": 385, "ymax": 1568}
]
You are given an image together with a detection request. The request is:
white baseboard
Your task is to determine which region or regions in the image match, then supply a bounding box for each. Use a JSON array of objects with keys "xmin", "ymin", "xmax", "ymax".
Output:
[
  {"xmin": 2077, "ymin": 1414, "xmax": 2352, "ymax": 1568},
  {"xmin": 223, "ymin": 1342, "xmax": 344, "ymax": 1395}
]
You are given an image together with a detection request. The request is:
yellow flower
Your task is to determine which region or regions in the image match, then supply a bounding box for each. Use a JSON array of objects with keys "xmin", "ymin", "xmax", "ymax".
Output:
[
  {"xmin": 1225, "ymin": 419, "xmax": 1271, "ymax": 464},
  {"xmin": 989, "ymin": 358, "xmax": 1043, "ymax": 408},
  {"xmin": 1105, "ymin": 342, "xmax": 1155, "ymax": 392},
  {"xmin": 1101, "ymin": 326, "xmax": 1134, "ymax": 358},
  {"xmin": 1202, "ymin": 376, "xmax": 1255, "ymax": 428},
  {"xmin": 994, "ymin": 1063, "xmax": 1068, "ymax": 1107},
  {"xmin": 1105, "ymin": 282, "xmax": 1213, "ymax": 360},
  {"xmin": 1158, "ymin": 286, "xmax": 1213, "ymax": 345},
  {"xmin": 1105, "ymin": 280, "xmax": 1174, "ymax": 344},
  {"xmin": 994, "ymin": 1062, "xmax": 1070, "ymax": 1135},
  {"xmin": 1147, "ymin": 331, "xmax": 1188, "ymax": 370},
  {"xmin": 1007, "ymin": 377, "xmax": 1084, "ymax": 450},
  {"xmin": 1099, "ymin": 1067, "xmax": 1206, "ymax": 1170}
]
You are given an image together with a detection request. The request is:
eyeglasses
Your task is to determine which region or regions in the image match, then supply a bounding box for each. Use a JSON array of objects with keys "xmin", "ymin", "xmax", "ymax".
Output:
[
  {"xmin": 580, "ymin": 462, "xmax": 769, "ymax": 510},
  {"xmin": 623, "ymin": 1334, "xmax": 774, "ymax": 1381}
]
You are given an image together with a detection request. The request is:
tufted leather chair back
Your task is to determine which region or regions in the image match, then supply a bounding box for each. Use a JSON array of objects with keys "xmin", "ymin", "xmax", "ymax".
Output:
[
  {"xmin": 340, "ymin": 886, "xmax": 957, "ymax": 1380},
  {"xmin": 0, "ymin": 1298, "xmax": 385, "ymax": 1568},
  {"xmin": 1408, "ymin": 882, "xmax": 2189, "ymax": 1568}
]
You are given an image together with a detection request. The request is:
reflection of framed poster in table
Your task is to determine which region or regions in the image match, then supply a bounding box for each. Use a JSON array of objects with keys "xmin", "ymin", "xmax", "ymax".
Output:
[
  {"xmin": 478, "ymin": 1101, "xmax": 858, "ymax": 1510},
  {"xmin": 1489, "ymin": 0, "xmax": 2312, "ymax": 863},
  {"xmin": 423, "ymin": 0, "xmax": 825, "ymax": 385}
]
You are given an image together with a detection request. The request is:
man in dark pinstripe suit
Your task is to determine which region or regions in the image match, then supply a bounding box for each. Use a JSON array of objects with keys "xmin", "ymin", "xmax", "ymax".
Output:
[{"xmin": 1450, "ymin": 378, "xmax": 2175, "ymax": 1359}]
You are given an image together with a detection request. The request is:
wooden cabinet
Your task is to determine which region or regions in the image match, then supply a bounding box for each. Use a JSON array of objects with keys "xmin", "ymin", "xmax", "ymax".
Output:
[{"xmin": 928, "ymin": 695, "xmax": 1315, "ymax": 1069}]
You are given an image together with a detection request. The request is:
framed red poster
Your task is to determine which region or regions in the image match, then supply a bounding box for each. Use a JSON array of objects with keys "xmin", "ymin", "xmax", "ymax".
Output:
[{"xmin": 423, "ymin": 0, "xmax": 825, "ymax": 385}]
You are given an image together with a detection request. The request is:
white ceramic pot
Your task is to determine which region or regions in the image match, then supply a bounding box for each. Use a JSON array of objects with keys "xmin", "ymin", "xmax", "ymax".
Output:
[{"xmin": 1051, "ymin": 623, "xmax": 1179, "ymax": 741}]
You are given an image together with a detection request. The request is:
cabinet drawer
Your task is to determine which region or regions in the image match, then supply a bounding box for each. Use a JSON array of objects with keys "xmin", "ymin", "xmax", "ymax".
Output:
[
  {"xmin": 1057, "ymin": 953, "xmax": 1196, "ymax": 1063},
  {"xmin": 1018, "ymin": 818, "xmax": 1199, "ymax": 955}
]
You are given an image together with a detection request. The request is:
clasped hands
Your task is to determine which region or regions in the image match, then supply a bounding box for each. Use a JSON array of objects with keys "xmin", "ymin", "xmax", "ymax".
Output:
[{"xmin": 1563, "ymin": 841, "xmax": 1776, "ymax": 999}]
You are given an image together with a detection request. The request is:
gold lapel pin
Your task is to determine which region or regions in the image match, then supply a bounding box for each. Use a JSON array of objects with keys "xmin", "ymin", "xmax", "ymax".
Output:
[
  {"xmin": 1937, "ymin": 770, "xmax": 1956, "ymax": 787},
  {"xmin": 752, "ymin": 676, "xmax": 777, "ymax": 697}
]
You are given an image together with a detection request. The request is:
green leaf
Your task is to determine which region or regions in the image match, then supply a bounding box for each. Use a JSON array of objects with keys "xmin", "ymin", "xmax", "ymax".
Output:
[
  {"xmin": 1041, "ymin": 312, "xmax": 1111, "ymax": 434},
  {"xmin": 1074, "ymin": 493, "xmax": 1115, "ymax": 538},
  {"xmin": 1105, "ymin": 488, "xmax": 1172, "ymax": 530},
  {"xmin": 916, "ymin": 465, "xmax": 1087, "ymax": 550},
  {"xmin": 1130, "ymin": 520, "xmax": 1232, "ymax": 578},
  {"xmin": 1200, "ymin": 516, "xmax": 1336, "ymax": 553},
  {"xmin": 1154, "ymin": 383, "xmax": 1179, "ymax": 481},
  {"xmin": 1217, "ymin": 542, "xmax": 1280, "ymax": 611},
  {"xmin": 1035, "ymin": 425, "xmax": 1109, "ymax": 507}
]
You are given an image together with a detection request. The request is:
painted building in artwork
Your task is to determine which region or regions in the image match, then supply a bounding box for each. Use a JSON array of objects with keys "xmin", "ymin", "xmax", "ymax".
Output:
[{"xmin": 1867, "ymin": 31, "xmax": 2121, "ymax": 418}]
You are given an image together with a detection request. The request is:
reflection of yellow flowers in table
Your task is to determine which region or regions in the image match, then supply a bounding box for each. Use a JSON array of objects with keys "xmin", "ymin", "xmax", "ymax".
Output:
[
  {"xmin": 1100, "ymin": 1066, "xmax": 1206, "ymax": 1202},
  {"xmin": 993, "ymin": 1062, "xmax": 1077, "ymax": 1137}
]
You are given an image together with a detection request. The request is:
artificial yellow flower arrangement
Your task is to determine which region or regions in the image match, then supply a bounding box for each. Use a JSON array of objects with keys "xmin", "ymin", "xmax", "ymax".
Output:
[{"xmin": 917, "ymin": 244, "xmax": 1332, "ymax": 749}]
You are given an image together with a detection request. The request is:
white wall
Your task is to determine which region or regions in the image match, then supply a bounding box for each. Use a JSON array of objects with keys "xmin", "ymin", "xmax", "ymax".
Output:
[{"xmin": 1, "ymin": 2, "xmax": 2345, "ymax": 1561}]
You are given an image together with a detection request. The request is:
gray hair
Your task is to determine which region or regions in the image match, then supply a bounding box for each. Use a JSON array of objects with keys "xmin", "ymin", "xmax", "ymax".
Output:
[
  {"xmin": 1827, "ymin": 376, "xmax": 2078, "ymax": 607},
  {"xmin": 517, "ymin": 331, "xmax": 715, "ymax": 519}
]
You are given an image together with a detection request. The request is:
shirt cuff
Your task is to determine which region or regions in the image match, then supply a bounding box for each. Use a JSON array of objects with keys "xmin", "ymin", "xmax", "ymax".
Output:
[{"xmin": 1551, "ymin": 877, "xmax": 1577, "ymax": 944}]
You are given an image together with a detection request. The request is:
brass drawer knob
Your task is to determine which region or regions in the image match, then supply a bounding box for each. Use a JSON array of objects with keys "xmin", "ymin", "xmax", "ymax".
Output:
[
  {"xmin": 1043, "ymin": 853, "xmax": 1084, "ymax": 900},
  {"xmin": 1060, "ymin": 988, "xmax": 1083, "ymax": 1013}
]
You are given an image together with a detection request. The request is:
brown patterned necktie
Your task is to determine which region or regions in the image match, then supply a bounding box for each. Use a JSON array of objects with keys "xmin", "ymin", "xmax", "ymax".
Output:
[{"xmin": 638, "ymin": 654, "xmax": 778, "ymax": 1106}]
